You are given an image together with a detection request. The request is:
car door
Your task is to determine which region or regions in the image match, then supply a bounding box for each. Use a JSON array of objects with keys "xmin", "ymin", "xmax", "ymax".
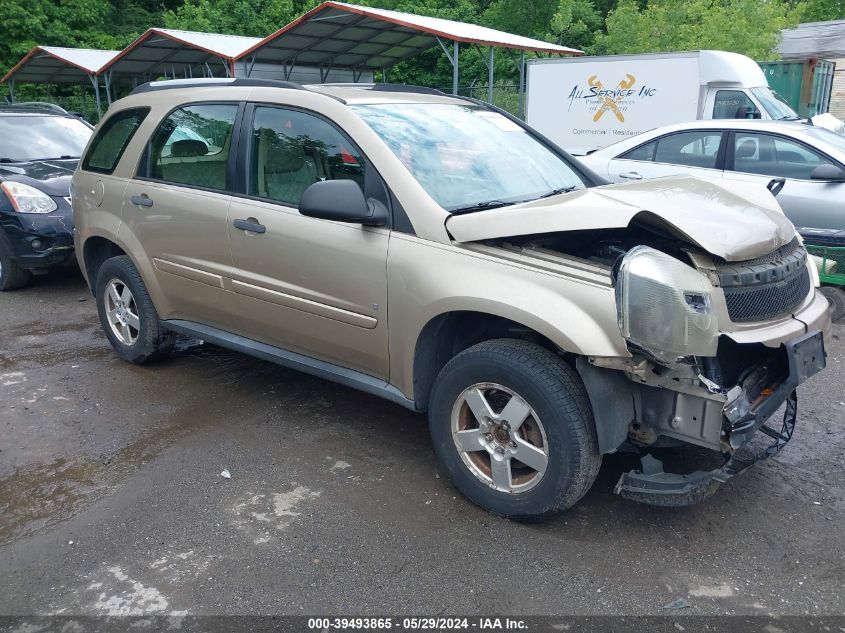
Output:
[
  {"xmin": 226, "ymin": 104, "xmax": 389, "ymax": 379},
  {"xmin": 721, "ymin": 131, "xmax": 845, "ymax": 229},
  {"xmin": 606, "ymin": 130, "xmax": 726, "ymax": 184},
  {"xmin": 121, "ymin": 102, "xmax": 242, "ymax": 330}
]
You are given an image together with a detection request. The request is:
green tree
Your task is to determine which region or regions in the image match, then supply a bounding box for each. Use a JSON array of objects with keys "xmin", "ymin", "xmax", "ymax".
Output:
[
  {"xmin": 796, "ymin": 0, "xmax": 845, "ymax": 21},
  {"xmin": 593, "ymin": 0, "xmax": 798, "ymax": 59},
  {"xmin": 163, "ymin": 0, "xmax": 297, "ymax": 37},
  {"xmin": 548, "ymin": 0, "xmax": 604, "ymax": 51}
]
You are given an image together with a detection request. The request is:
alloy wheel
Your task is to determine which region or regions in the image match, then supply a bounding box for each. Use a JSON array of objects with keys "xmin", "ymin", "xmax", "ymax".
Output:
[
  {"xmin": 450, "ymin": 382, "xmax": 549, "ymax": 493},
  {"xmin": 104, "ymin": 278, "xmax": 140, "ymax": 346}
]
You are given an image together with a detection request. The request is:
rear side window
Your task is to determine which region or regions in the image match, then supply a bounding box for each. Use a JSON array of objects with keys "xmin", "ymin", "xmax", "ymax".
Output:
[
  {"xmin": 81, "ymin": 108, "xmax": 149, "ymax": 174},
  {"xmin": 144, "ymin": 104, "xmax": 238, "ymax": 191},
  {"xmin": 619, "ymin": 140, "xmax": 656, "ymax": 161}
]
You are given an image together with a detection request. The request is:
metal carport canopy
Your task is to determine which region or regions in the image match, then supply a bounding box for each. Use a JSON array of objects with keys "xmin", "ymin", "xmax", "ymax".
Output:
[
  {"xmin": 99, "ymin": 28, "xmax": 262, "ymax": 84},
  {"xmin": 236, "ymin": 1, "xmax": 582, "ymax": 95},
  {"xmin": 1, "ymin": 46, "xmax": 119, "ymax": 116},
  {"xmin": 1, "ymin": 46, "xmax": 118, "ymax": 86}
]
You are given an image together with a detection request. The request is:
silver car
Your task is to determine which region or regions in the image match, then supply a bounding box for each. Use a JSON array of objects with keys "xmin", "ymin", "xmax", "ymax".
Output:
[{"xmin": 580, "ymin": 119, "xmax": 845, "ymax": 230}]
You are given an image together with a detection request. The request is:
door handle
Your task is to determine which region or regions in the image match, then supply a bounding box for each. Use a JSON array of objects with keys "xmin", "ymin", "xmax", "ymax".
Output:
[
  {"xmin": 233, "ymin": 218, "xmax": 266, "ymax": 234},
  {"xmin": 618, "ymin": 171, "xmax": 642, "ymax": 180},
  {"xmin": 130, "ymin": 194, "xmax": 154, "ymax": 207}
]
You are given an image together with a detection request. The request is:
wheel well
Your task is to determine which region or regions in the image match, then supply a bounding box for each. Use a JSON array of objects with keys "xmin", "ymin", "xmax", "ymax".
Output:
[
  {"xmin": 412, "ymin": 311, "xmax": 559, "ymax": 412},
  {"xmin": 82, "ymin": 237, "xmax": 126, "ymax": 294}
]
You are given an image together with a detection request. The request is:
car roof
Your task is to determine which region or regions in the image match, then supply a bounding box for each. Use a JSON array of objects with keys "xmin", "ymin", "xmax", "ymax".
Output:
[
  {"xmin": 637, "ymin": 119, "xmax": 830, "ymax": 138},
  {"xmin": 124, "ymin": 78, "xmax": 470, "ymax": 107}
]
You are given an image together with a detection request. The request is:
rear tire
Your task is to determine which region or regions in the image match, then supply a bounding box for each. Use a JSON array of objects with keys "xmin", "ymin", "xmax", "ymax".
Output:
[
  {"xmin": 820, "ymin": 286, "xmax": 845, "ymax": 322},
  {"xmin": 95, "ymin": 255, "xmax": 174, "ymax": 364},
  {"xmin": 428, "ymin": 339, "xmax": 601, "ymax": 522},
  {"xmin": 0, "ymin": 240, "xmax": 32, "ymax": 290}
]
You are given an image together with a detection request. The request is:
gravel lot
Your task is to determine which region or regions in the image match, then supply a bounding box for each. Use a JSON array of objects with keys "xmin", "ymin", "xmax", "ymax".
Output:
[{"xmin": 1, "ymin": 268, "xmax": 844, "ymax": 617}]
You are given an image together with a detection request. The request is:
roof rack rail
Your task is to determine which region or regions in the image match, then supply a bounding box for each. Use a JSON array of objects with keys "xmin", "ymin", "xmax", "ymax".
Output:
[
  {"xmin": 130, "ymin": 77, "xmax": 306, "ymax": 95},
  {"xmin": 312, "ymin": 83, "xmax": 447, "ymax": 96},
  {"xmin": 3, "ymin": 101, "xmax": 70, "ymax": 114},
  {"xmin": 369, "ymin": 84, "xmax": 446, "ymax": 95}
]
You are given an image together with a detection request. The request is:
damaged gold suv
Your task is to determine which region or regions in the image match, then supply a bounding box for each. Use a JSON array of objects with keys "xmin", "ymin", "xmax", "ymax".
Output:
[{"xmin": 73, "ymin": 79, "xmax": 830, "ymax": 520}]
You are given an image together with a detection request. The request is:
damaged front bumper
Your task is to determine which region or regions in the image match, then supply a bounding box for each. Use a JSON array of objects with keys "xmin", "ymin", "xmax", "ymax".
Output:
[{"xmin": 614, "ymin": 330, "xmax": 826, "ymax": 507}]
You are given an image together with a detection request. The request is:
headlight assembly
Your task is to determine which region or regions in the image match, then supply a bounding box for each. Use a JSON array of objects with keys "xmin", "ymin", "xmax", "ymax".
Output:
[
  {"xmin": 1, "ymin": 181, "xmax": 58, "ymax": 214},
  {"xmin": 616, "ymin": 246, "xmax": 718, "ymax": 365}
]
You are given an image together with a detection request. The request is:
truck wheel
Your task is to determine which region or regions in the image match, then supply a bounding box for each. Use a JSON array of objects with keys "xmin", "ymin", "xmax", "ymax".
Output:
[
  {"xmin": 820, "ymin": 286, "xmax": 845, "ymax": 322},
  {"xmin": 428, "ymin": 339, "xmax": 601, "ymax": 521},
  {"xmin": 95, "ymin": 255, "xmax": 174, "ymax": 364},
  {"xmin": 0, "ymin": 240, "xmax": 32, "ymax": 290}
]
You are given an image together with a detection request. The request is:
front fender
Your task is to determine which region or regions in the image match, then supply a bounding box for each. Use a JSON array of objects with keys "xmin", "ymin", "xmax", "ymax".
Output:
[{"xmin": 387, "ymin": 234, "xmax": 629, "ymax": 399}]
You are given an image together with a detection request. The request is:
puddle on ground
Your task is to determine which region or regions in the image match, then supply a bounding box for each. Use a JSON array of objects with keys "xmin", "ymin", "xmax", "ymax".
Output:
[
  {"xmin": 7, "ymin": 316, "xmax": 101, "ymax": 338},
  {"xmin": 0, "ymin": 397, "xmax": 219, "ymax": 545}
]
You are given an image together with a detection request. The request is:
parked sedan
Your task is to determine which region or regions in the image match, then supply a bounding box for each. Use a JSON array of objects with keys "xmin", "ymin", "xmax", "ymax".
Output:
[
  {"xmin": 579, "ymin": 120, "xmax": 845, "ymax": 230},
  {"xmin": 0, "ymin": 106, "xmax": 92, "ymax": 290}
]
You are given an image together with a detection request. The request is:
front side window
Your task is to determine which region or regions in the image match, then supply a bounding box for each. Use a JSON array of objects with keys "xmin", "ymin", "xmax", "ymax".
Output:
[
  {"xmin": 82, "ymin": 108, "xmax": 148, "ymax": 174},
  {"xmin": 249, "ymin": 106, "xmax": 365, "ymax": 206},
  {"xmin": 352, "ymin": 103, "xmax": 585, "ymax": 212},
  {"xmin": 713, "ymin": 90, "xmax": 760, "ymax": 119},
  {"xmin": 0, "ymin": 115, "xmax": 92, "ymax": 163},
  {"xmin": 733, "ymin": 133, "xmax": 836, "ymax": 180},
  {"xmin": 653, "ymin": 132, "xmax": 722, "ymax": 169},
  {"xmin": 146, "ymin": 104, "xmax": 238, "ymax": 190}
]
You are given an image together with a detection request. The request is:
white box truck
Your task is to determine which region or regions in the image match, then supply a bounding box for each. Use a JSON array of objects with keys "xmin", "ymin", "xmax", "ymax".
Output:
[{"xmin": 525, "ymin": 50, "xmax": 839, "ymax": 155}]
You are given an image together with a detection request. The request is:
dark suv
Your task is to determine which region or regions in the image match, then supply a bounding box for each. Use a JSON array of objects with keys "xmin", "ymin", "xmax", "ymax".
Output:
[{"xmin": 0, "ymin": 105, "xmax": 92, "ymax": 289}]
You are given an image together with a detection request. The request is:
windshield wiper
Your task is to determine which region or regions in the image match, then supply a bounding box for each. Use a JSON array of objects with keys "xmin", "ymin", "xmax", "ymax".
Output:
[
  {"xmin": 449, "ymin": 200, "xmax": 514, "ymax": 215},
  {"xmin": 36, "ymin": 155, "xmax": 80, "ymax": 161},
  {"xmin": 537, "ymin": 185, "xmax": 579, "ymax": 199}
]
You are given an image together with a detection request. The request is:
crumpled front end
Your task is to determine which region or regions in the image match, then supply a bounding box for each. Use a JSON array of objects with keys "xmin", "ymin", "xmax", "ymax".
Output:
[
  {"xmin": 610, "ymin": 329, "xmax": 825, "ymax": 506},
  {"xmin": 579, "ymin": 238, "xmax": 829, "ymax": 506}
]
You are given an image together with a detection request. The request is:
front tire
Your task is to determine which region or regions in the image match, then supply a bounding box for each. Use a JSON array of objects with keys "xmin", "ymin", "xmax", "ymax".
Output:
[
  {"xmin": 95, "ymin": 255, "xmax": 173, "ymax": 364},
  {"xmin": 428, "ymin": 339, "xmax": 601, "ymax": 521},
  {"xmin": 0, "ymin": 239, "xmax": 32, "ymax": 290},
  {"xmin": 820, "ymin": 286, "xmax": 845, "ymax": 322}
]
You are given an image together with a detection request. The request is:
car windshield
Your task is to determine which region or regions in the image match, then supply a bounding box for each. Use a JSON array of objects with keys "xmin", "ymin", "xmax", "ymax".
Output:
[
  {"xmin": 0, "ymin": 115, "xmax": 92, "ymax": 161},
  {"xmin": 800, "ymin": 125, "xmax": 845, "ymax": 154},
  {"xmin": 352, "ymin": 103, "xmax": 585, "ymax": 212},
  {"xmin": 751, "ymin": 87, "xmax": 800, "ymax": 121}
]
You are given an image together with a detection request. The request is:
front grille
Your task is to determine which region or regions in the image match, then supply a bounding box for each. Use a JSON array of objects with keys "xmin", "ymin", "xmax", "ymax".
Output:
[{"xmin": 722, "ymin": 266, "xmax": 810, "ymax": 322}]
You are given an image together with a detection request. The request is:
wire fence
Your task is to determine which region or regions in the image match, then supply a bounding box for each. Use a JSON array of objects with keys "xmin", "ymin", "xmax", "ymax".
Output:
[{"xmin": 433, "ymin": 83, "xmax": 524, "ymax": 117}]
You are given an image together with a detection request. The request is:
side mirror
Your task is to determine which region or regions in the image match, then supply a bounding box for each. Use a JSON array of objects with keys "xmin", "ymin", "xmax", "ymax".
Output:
[
  {"xmin": 298, "ymin": 179, "xmax": 388, "ymax": 226},
  {"xmin": 810, "ymin": 164, "xmax": 845, "ymax": 182}
]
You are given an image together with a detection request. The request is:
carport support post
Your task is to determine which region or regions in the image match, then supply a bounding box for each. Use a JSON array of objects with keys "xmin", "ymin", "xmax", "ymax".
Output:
[
  {"xmin": 104, "ymin": 71, "xmax": 112, "ymax": 105},
  {"xmin": 452, "ymin": 41, "xmax": 460, "ymax": 95},
  {"xmin": 518, "ymin": 51, "xmax": 526, "ymax": 119},
  {"xmin": 88, "ymin": 73, "xmax": 102, "ymax": 119},
  {"xmin": 7, "ymin": 78, "xmax": 15, "ymax": 103},
  {"xmin": 487, "ymin": 46, "xmax": 494, "ymax": 105}
]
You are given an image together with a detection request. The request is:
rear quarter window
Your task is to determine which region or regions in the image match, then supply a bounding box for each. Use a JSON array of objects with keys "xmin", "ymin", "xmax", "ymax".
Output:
[{"xmin": 81, "ymin": 107, "xmax": 150, "ymax": 174}]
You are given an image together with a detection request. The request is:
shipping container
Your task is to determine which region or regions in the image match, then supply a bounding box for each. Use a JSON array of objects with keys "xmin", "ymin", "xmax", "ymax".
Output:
[{"xmin": 758, "ymin": 59, "xmax": 836, "ymax": 117}]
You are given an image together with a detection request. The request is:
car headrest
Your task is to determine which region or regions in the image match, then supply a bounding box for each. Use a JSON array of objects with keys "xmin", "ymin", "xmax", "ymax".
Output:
[
  {"xmin": 736, "ymin": 140, "xmax": 757, "ymax": 159},
  {"xmin": 267, "ymin": 138, "xmax": 307, "ymax": 172},
  {"xmin": 171, "ymin": 139, "xmax": 209, "ymax": 157}
]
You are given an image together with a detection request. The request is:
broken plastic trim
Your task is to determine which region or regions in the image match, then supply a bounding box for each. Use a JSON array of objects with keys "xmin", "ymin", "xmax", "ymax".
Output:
[{"xmin": 614, "ymin": 391, "xmax": 798, "ymax": 507}]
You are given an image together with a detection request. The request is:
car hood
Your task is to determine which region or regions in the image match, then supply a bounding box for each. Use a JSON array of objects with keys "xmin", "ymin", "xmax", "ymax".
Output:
[
  {"xmin": 445, "ymin": 175, "xmax": 796, "ymax": 262},
  {"xmin": 0, "ymin": 158, "xmax": 77, "ymax": 197}
]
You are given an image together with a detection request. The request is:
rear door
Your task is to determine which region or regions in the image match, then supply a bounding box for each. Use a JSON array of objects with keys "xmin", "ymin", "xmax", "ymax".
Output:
[
  {"xmin": 226, "ymin": 104, "xmax": 390, "ymax": 378},
  {"xmin": 121, "ymin": 102, "xmax": 242, "ymax": 329},
  {"xmin": 721, "ymin": 131, "xmax": 845, "ymax": 229},
  {"xmin": 606, "ymin": 129, "xmax": 726, "ymax": 183}
]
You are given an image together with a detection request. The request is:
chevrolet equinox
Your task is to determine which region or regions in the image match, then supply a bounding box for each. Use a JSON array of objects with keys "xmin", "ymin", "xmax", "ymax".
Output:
[{"xmin": 72, "ymin": 79, "xmax": 830, "ymax": 520}]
